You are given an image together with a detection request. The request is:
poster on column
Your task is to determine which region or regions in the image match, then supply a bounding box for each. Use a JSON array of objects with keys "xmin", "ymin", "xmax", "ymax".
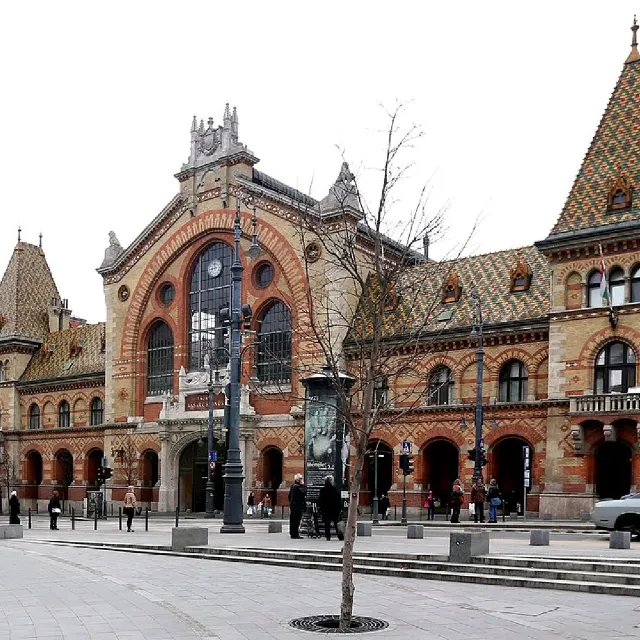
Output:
[{"xmin": 304, "ymin": 389, "xmax": 339, "ymax": 502}]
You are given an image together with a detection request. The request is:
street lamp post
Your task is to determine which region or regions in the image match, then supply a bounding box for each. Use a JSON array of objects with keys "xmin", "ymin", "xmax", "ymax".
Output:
[
  {"xmin": 205, "ymin": 343, "xmax": 222, "ymax": 519},
  {"xmin": 471, "ymin": 290, "xmax": 484, "ymax": 485}
]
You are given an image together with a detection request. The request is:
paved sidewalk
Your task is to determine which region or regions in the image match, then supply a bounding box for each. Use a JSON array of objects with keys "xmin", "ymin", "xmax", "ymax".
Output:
[{"xmin": 2, "ymin": 539, "xmax": 640, "ymax": 639}]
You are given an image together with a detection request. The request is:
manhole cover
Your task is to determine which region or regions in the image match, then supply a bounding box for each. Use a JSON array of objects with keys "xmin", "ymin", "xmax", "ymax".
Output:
[{"xmin": 289, "ymin": 615, "xmax": 389, "ymax": 634}]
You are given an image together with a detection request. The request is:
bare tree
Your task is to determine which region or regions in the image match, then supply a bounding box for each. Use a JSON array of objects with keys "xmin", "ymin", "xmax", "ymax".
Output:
[
  {"xmin": 117, "ymin": 435, "xmax": 138, "ymax": 486},
  {"xmin": 0, "ymin": 451, "xmax": 19, "ymax": 504},
  {"xmin": 280, "ymin": 104, "xmax": 472, "ymax": 629}
]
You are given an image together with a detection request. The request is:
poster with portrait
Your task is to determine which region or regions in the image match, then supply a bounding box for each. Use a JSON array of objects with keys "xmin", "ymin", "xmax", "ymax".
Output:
[{"xmin": 304, "ymin": 389, "xmax": 339, "ymax": 502}]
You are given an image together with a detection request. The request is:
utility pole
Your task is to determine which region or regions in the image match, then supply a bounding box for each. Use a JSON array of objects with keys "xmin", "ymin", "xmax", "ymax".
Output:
[{"xmin": 471, "ymin": 291, "xmax": 484, "ymax": 485}]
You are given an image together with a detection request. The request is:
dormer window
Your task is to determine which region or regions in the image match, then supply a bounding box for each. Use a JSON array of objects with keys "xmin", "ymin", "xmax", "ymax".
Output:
[
  {"xmin": 607, "ymin": 166, "xmax": 632, "ymax": 212},
  {"xmin": 442, "ymin": 271, "xmax": 461, "ymax": 303},
  {"xmin": 510, "ymin": 256, "xmax": 532, "ymax": 292}
]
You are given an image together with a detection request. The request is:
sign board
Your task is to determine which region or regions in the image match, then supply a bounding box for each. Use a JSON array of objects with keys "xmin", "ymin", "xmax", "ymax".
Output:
[
  {"xmin": 523, "ymin": 446, "xmax": 531, "ymax": 488},
  {"xmin": 185, "ymin": 393, "xmax": 225, "ymax": 411},
  {"xmin": 401, "ymin": 440, "xmax": 411, "ymax": 454},
  {"xmin": 208, "ymin": 451, "xmax": 217, "ymax": 463}
]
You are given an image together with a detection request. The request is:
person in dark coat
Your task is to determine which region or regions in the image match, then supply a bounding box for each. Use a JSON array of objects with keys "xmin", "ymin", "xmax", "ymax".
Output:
[
  {"xmin": 288, "ymin": 474, "xmax": 306, "ymax": 539},
  {"xmin": 48, "ymin": 490, "xmax": 61, "ymax": 530},
  {"xmin": 318, "ymin": 476, "xmax": 342, "ymax": 541},
  {"xmin": 378, "ymin": 494, "xmax": 390, "ymax": 521},
  {"xmin": 9, "ymin": 491, "xmax": 20, "ymax": 525}
]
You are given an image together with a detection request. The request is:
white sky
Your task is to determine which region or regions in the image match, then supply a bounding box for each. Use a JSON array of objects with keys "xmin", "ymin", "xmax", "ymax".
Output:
[{"xmin": 0, "ymin": 2, "xmax": 638, "ymax": 323}]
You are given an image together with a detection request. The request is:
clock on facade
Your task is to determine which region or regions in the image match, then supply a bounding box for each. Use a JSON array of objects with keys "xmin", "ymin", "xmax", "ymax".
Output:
[{"xmin": 207, "ymin": 259, "xmax": 223, "ymax": 278}]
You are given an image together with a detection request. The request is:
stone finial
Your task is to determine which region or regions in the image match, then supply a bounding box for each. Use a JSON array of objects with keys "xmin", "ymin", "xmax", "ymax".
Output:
[
  {"xmin": 191, "ymin": 115, "xmax": 197, "ymax": 132},
  {"xmin": 100, "ymin": 231, "xmax": 124, "ymax": 269},
  {"xmin": 17, "ymin": 227, "xmax": 21, "ymax": 243},
  {"xmin": 319, "ymin": 161, "xmax": 361, "ymax": 215},
  {"xmin": 626, "ymin": 15, "xmax": 640, "ymax": 64},
  {"xmin": 224, "ymin": 103, "xmax": 231, "ymax": 122}
]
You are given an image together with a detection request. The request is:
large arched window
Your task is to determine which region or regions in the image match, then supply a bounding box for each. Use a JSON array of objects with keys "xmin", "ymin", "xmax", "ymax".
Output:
[
  {"xmin": 595, "ymin": 342, "xmax": 636, "ymax": 394},
  {"xmin": 28, "ymin": 404, "xmax": 40, "ymax": 430},
  {"xmin": 609, "ymin": 267, "xmax": 625, "ymax": 306},
  {"xmin": 90, "ymin": 397, "xmax": 103, "ymax": 425},
  {"xmin": 256, "ymin": 301, "xmax": 292, "ymax": 384},
  {"xmin": 147, "ymin": 321, "xmax": 174, "ymax": 396},
  {"xmin": 588, "ymin": 271, "xmax": 602, "ymax": 308},
  {"xmin": 631, "ymin": 266, "xmax": 640, "ymax": 303},
  {"xmin": 189, "ymin": 243, "xmax": 233, "ymax": 370},
  {"xmin": 499, "ymin": 360, "xmax": 528, "ymax": 402},
  {"xmin": 428, "ymin": 366, "xmax": 453, "ymax": 406},
  {"xmin": 58, "ymin": 400, "xmax": 70, "ymax": 428}
]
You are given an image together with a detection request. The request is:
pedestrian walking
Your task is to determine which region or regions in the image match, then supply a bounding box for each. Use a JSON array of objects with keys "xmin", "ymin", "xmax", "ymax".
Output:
[
  {"xmin": 450, "ymin": 479, "xmax": 463, "ymax": 524},
  {"xmin": 263, "ymin": 493, "xmax": 272, "ymax": 518},
  {"xmin": 319, "ymin": 476, "xmax": 342, "ymax": 541},
  {"xmin": 247, "ymin": 491, "xmax": 255, "ymax": 517},
  {"xmin": 48, "ymin": 490, "xmax": 61, "ymax": 530},
  {"xmin": 288, "ymin": 474, "xmax": 306, "ymax": 539},
  {"xmin": 471, "ymin": 478, "xmax": 486, "ymax": 523},
  {"xmin": 123, "ymin": 485, "xmax": 137, "ymax": 532},
  {"xmin": 487, "ymin": 479, "xmax": 501, "ymax": 523},
  {"xmin": 424, "ymin": 490, "xmax": 435, "ymax": 521},
  {"xmin": 9, "ymin": 491, "xmax": 20, "ymax": 525}
]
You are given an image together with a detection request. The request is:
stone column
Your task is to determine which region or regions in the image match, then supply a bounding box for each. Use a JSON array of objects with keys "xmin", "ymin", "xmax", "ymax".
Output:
[{"xmin": 157, "ymin": 435, "xmax": 173, "ymax": 513}]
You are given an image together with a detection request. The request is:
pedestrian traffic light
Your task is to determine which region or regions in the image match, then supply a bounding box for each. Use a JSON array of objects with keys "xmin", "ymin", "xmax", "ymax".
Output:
[
  {"xmin": 405, "ymin": 455, "xmax": 414, "ymax": 476},
  {"xmin": 97, "ymin": 467, "xmax": 104, "ymax": 484},
  {"xmin": 467, "ymin": 448, "xmax": 476, "ymax": 462},
  {"xmin": 479, "ymin": 449, "xmax": 488, "ymax": 467},
  {"xmin": 399, "ymin": 453, "xmax": 408, "ymax": 473},
  {"xmin": 103, "ymin": 467, "xmax": 113, "ymax": 480}
]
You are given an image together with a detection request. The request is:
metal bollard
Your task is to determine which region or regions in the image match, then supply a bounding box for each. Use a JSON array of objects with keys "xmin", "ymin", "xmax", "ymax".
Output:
[
  {"xmin": 175, "ymin": 508, "xmax": 179, "ymax": 528},
  {"xmin": 145, "ymin": 508, "xmax": 149, "ymax": 532},
  {"xmin": 394, "ymin": 505, "xmax": 397, "ymax": 520},
  {"xmin": 28, "ymin": 508, "xmax": 31, "ymax": 529},
  {"xmin": 71, "ymin": 508, "xmax": 75, "ymax": 530},
  {"xmin": 111, "ymin": 503, "xmax": 113, "ymax": 516},
  {"xmin": 119, "ymin": 507, "xmax": 122, "ymax": 531},
  {"xmin": 36, "ymin": 503, "xmax": 39, "ymax": 515},
  {"xmin": 94, "ymin": 509, "xmax": 98, "ymax": 530}
]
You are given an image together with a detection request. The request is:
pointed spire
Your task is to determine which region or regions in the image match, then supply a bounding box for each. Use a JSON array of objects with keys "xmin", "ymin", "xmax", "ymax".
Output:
[
  {"xmin": 17, "ymin": 227, "xmax": 21, "ymax": 243},
  {"xmin": 224, "ymin": 102, "xmax": 231, "ymax": 121},
  {"xmin": 198, "ymin": 119, "xmax": 204, "ymax": 135},
  {"xmin": 191, "ymin": 115, "xmax": 197, "ymax": 132},
  {"xmin": 39, "ymin": 232, "xmax": 42, "ymax": 249},
  {"xmin": 626, "ymin": 15, "xmax": 639, "ymax": 64}
]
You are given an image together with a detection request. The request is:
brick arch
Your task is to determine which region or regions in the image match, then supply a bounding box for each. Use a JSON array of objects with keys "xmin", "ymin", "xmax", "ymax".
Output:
[
  {"xmin": 368, "ymin": 429, "xmax": 400, "ymax": 450},
  {"xmin": 120, "ymin": 209, "xmax": 308, "ymax": 364},
  {"xmin": 21, "ymin": 443, "xmax": 46, "ymax": 458},
  {"xmin": 485, "ymin": 427, "xmax": 541, "ymax": 450},
  {"xmin": 489, "ymin": 349, "xmax": 535, "ymax": 376},
  {"xmin": 578, "ymin": 326, "xmax": 640, "ymax": 366},
  {"xmin": 255, "ymin": 436, "xmax": 288, "ymax": 453},
  {"xmin": 424, "ymin": 356, "xmax": 457, "ymax": 377},
  {"xmin": 82, "ymin": 442, "xmax": 105, "ymax": 458},
  {"xmin": 418, "ymin": 430, "xmax": 465, "ymax": 452},
  {"xmin": 137, "ymin": 440, "xmax": 160, "ymax": 455},
  {"xmin": 531, "ymin": 347, "xmax": 549, "ymax": 373}
]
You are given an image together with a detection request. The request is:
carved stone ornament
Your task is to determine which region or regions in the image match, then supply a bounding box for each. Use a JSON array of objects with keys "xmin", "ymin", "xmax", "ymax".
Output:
[
  {"xmin": 442, "ymin": 271, "xmax": 462, "ymax": 303},
  {"xmin": 118, "ymin": 285, "xmax": 130, "ymax": 302},
  {"xmin": 305, "ymin": 242, "xmax": 322, "ymax": 263},
  {"xmin": 510, "ymin": 255, "xmax": 532, "ymax": 292},
  {"xmin": 603, "ymin": 424, "xmax": 617, "ymax": 442},
  {"xmin": 607, "ymin": 164, "xmax": 633, "ymax": 212},
  {"xmin": 570, "ymin": 423, "xmax": 585, "ymax": 454}
]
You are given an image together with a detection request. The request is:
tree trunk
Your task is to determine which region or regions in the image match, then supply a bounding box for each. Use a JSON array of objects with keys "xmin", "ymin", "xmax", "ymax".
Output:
[{"xmin": 339, "ymin": 442, "xmax": 366, "ymax": 630}]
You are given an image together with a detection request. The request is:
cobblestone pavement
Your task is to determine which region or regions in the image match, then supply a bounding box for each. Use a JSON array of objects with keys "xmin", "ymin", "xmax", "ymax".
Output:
[{"xmin": 1, "ymin": 537, "xmax": 640, "ymax": 639}]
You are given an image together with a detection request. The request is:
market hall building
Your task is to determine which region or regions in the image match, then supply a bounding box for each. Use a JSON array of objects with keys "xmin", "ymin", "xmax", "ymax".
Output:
[{"xmin": 1, "ymin": 24, "xmax": 640, "ymax": 519}]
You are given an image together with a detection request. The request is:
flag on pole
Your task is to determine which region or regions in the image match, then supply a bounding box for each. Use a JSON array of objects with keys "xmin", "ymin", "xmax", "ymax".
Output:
[{"xmin": 599, "ymin": 246, "xmax": 610, "ymax": 308}]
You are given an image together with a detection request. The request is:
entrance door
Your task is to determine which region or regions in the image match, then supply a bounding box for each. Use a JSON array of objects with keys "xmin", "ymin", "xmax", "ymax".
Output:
[
  {"xmin": 596, "ymin": 441, "xmax": 632, "ymax": 500},
  {"xmin": 492, "ymin": 437, "xmax": 531, "ymax": 515},
  {"xmin": 364, "ymin": 441, "xmax": 393, "ymax": 505},
  {"xmin": 423, "ymin": 439, "xmax": 459, "ymax": 512},
  {"xmin": 179, "ymin": 439, "xmax": 226, "ymax": 512}
]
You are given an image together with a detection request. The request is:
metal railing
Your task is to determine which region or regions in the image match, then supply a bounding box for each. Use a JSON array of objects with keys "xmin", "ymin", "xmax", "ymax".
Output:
[{"xmin": 570, "ymin": 393, "xmax": 640, "ymax": 414}]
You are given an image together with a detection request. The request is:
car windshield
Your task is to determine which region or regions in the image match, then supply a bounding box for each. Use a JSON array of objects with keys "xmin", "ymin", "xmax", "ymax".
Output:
[{"xmin": 621, "ymin": 493, "xmax": 640, "ymax": 500}]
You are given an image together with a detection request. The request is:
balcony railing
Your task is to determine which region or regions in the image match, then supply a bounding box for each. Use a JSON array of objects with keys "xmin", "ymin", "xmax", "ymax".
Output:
[{"xmin": 570, "ymin": 393, "xmax": 640, "ymax": 414}]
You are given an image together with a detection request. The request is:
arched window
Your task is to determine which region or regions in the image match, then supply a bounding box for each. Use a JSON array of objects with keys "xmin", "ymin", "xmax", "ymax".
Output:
[
  {"xmin": 609, "ymin": 268, "xmax": 625, "ymax": 306},
  {"xmin": 147, "ymin": 321, "xmax": 174, "ymax": 396},
  {"xmin": 256, "ymin": 301, "xmax": 292, "ymax": 384},
  {"xmin": 588, "ymin": 271, "xmax": 602, "ymax": 308},
  {"xmin": 631, "ymin": 266, "xmax": 640, "ymax": 303},
  {"xmin": 188, "ymin": 243, "xmax": 233, "ymax": 370},
  {"xmin": 595, "ymin": 342, "xmax": 636, "ymax": 394},
  {"xmin": 28, "ymin": 404, "xmax": 40, "ymax": 430},
  {"xmin": 428, "ymin": 366, "xmax": 453, "ymax": 406},
  {"xmin": 0, "ymin": 362, "xmax": 4, "ymax": 383},
  {"xmin": 58, "ymin": 401, "xmax": 70, "ymax": 428},
  {"xmin": 90, "ymin": 397, "xmax": 103, "ymax": 426},
  {"xmin": 499, "ymin": 360, "xmax": 528, "ymax": 402}
]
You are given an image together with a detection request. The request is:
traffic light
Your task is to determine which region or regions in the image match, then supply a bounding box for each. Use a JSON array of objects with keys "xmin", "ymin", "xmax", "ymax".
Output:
[
  {"xmin": 97, "ymin": 467, "xmax": 104, "ymax": 484},
  {"xmin": 405, "ymin": 455, "xmax": 414, "ymax": 476},
  {"xmin": 467, "ymin": 448, "xmax": 476, "ymax": 462},
  {"xmin": 399, "ymin": 453, "xmax": 408, "ymax": 473},
  {"xmin": 103, "ymin": 467, "xmax": 113, "ymax": 480},
  {"xmin": 479, "ymin": 449, "xmax": 488, "ymax": 467}
]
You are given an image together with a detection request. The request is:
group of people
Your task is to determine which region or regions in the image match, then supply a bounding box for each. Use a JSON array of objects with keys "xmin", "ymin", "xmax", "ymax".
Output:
[
  {"xmin": 288, "ymin": 474, "xmax": 344, "ymax": 541},
  {"xmin": 448, "ymin": 478, "xmax": 502, "ymax": 524},
  {"xmin": 246, "ymin": 491, "xmax": 273, "ymax": 518}
]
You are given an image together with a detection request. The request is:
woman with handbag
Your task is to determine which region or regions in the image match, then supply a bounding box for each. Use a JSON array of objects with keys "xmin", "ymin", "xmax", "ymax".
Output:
[
  {"xmin": 123, "ymin": 486, "xmax": 137, "ymax": 532},
  {"xmin": 487, "ymin": 478, "xmax": 501, "ymax": 523},
  {"xmin": 450, "ymin": 480, "xmax": 463, "ymax": 524},
  {"xmin": 48, "ymin": 490, "xmax": 61, "ymax": 530}
]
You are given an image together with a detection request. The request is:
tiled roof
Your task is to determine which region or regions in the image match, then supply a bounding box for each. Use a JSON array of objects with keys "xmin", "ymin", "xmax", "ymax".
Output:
[
  {"xmin": 349, "ymin": 246, "xmax": 550, "ymax": 341},
  {"xmin": 547, "ymin": 55, "xmax": 640, "ymax": 237},
  {"xmin": 20, "ymin": 323, "xmax": 105, "ymax": 383},
  {"xmin": 0, "ymin": 242, "xmax": 61, "ymax": 342}
]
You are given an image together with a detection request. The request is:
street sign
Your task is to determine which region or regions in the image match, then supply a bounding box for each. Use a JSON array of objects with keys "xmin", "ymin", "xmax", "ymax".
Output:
[
  {"xmin": 208, "ymin": 451, "xmax": 217, "ymax": 463},
  {"xmin": 401, "ymin": 440, "xmax": 411, "ymax": 454}
]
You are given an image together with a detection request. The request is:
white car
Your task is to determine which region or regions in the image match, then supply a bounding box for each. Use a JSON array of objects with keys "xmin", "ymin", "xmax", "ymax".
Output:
[{"xmin": 590, "ymin": 494, "xmax": 640, "ymax": 536}]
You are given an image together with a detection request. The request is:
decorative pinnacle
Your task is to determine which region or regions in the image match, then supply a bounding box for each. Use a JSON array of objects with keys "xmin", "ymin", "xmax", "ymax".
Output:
[
  {"xmin": 626, "ymin": 15, "xmax": 640, "ymax": 64},
  {"xmin": 17, "ymin": 227, "xmax": 21, "ymax": 242},
  {"xmin": 224, "ymin": 103, "xmax": 231, "ymax": 121},
  {"xmin": 39, "ymin": 232, "xmax": 42, "ymax": 248},
  {"xmin": 191, "ymin": 115, "xmax": 197, "ymax": 132}
]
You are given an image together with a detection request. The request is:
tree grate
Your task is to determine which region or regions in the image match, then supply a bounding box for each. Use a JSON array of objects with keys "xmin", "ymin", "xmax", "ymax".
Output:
[{"xmin": 289, "ymin": 615, "xmax": 389, "ymax": 634}]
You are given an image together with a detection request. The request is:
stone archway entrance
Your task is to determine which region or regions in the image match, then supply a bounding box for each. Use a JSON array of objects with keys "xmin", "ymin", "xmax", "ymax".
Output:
[
  {"xmin": 25, "ymin": 451, "xmax": 43, "ymax": 500},
  {"xmin": 262, "ymin": 447, "xmax": 283, "ymax": 505},
  {"xmin": 595, "ymin": 441, "xmax": 632, "ymax": 500},
  {"xmin": 362, "ymin": 441, "xmax": 393, "ymax": 506},
  {"xmin": 178, "ymin": 438, "xmax": 226, "ymax": 513},
  {"xmin": 86, "ymin": 449, "xmax": 104, "ymax": 489},
  {"xmin": 492, "ymin": 437, "xmax": 532, "ymax": 515},
  {"xmin": 54, "ymin": 450, "xmax": 74, "ymax": 500},
  {"xmin": 422, "ymin": 439, "xmax": 459, "ymax": 512}
]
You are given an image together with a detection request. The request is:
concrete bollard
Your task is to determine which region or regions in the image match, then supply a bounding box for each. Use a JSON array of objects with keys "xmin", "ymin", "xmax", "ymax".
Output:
[
  {"xmin": 356, "ymin": 522, "xmax": 372, "ymax": 537},
  {"xmin": 268, "ymin": 521, "xmax": 282, "ymax": 533},
  {"xmin": 541, "ymin": 512, "xmax": 552, "ymax": 521},
  {"xmin": 610, "ymin": 531, "xmax": 631, "ymax": 549},
  {"xmin": 530, "ymin": 530, "xmax": 550, "ymax": 546},
  {"xmin": 449, "ymin": 531, "xmax": 490, "ymax": 563},
  {"xmin": 172, "ymin": 527, "xmax": 208, "ymax": 552},
  {"xmin": 580, "ymin": 512, "xmax": 591, "ymax": 522},
  {"xmin": 0, "ymin": 525, "xmax": 24, "ymax": 539},
  {"xmin": 407, "ymin": 524, "xmax": 424, "ymax": 539}
]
